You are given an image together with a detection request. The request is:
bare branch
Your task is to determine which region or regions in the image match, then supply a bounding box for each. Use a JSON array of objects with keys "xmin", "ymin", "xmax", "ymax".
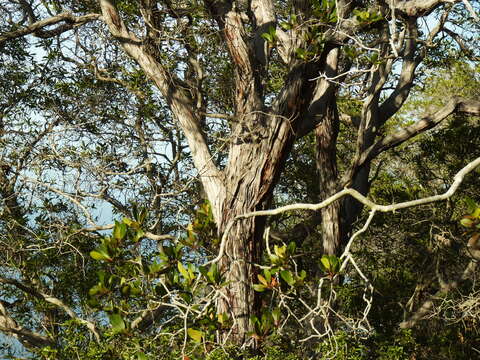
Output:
[
  {"xmin": 443, "ymin": 27, "xmax": 480, "ymax": 60},
  {"xmin": 209, "ymin": 156, "xmax": 480, "ymax": 265},
  {"xmin": 99, "ymin": 0, "xmax": 225, "ymax": 222},
  {"xmin": 251, "ymin": 0, "xmax": 275, "ymax": 66},
  {"xmin": 0, "ymin": 301, "xmax": 54, "ymax": 349},
  {"xmin": 363, "ymin": 97, "xmax": 480, "ymax": 165},
  {"xmin": 0, "ymin": 13, "xmax": 101, "ymax": 45},
  {"xmin": 9, "ymin": 328, "xmax": 54, "ymax": 349},
  {"xmin": 400, "ymin": 260, "xmax": 478, "ymax": 329},
  {"xmin": 392, "ymin": 0, "xmax": 460, "ymax": 17},
  {"xmin": 0, "ymin": 277, "xmax": 101, "ymax": 342}
]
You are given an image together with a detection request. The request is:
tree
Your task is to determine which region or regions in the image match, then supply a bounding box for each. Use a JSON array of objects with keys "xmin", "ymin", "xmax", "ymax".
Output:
[{"xmin": 1, "ymin": 0, "xmax": 480, "ymax": 355}]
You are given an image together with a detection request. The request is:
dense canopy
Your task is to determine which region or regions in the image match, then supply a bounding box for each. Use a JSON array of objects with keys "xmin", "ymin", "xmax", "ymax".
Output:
[{"xmin": 0, "ymin": 0, "xmax": 480, "ymax": 358}]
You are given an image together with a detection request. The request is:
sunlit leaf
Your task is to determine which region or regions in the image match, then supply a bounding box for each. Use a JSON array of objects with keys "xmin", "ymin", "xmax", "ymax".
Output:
[
  {"xmin": 280, "ymin": 270, "xmax": 295, "ymax": 286},
  {"xmin": 177, "ymin": 262, "xmax": 189, "ymax": 280},
  {"xmin": 257, "ymin": 274, "xmax": 268, "ymax": 286},
  {"xmin": 187, "ymin": 328, "xmax": 203, "ymax": 342},
  {"xmin": 113, "ymin": 220, "xmax": 127, "ymax": 240},
  {"xmin": 253, "ymin": 284, "xmax": 267, "ymax": 292},
  {"xmin": 461, "ymin": 217, "xmax": 474, "ymax": 228},
  {"xmin": 108, "ymin": 313, "xmax": 126, "ymax": 334},
  {"xmin": 90, "ymin": 250, "xmax": 112, "ymax": 262}
]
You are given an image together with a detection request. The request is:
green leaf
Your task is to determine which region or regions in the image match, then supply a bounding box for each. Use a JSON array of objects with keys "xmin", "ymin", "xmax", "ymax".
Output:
[
  {"xmin": 207, "ymin": 263, "xmax": 219, "ymax": 283},
  {"xmin": 90, "ymin": 250, "xmax": 112, "ymax": 262},
  {"xmin": 136, "ymin": 352, "xmax": 148, "ymax": 360},
  {"xmin": 280, "ymin": 270, "xmax": 295, "ymax": 286},
  {"xmin": 121, "ymin": 285, "xmax": 131, "ymax": 296},
  {"xmin": 263, "ymin": 269, "xmax": 271, "ymax": 284},
  {"xmin": 88, "ymin": 284, "xmax": 105, "ymax": 296},
  {"xmin": 129, "ymin": 281, "xmax": 142, "ymax": 296},
  {"xmin": 199, "ymin": 265, "xmax": 208, "ymax": 277},
  {"xmin": 319, "ymin": 255, "xmax": 341, "ymax": 274},
  {"xmin": 271, "ymin": 308, "xmax": 281, "ymax": 324},
  {"xmin": 217, "ymin": 312, "xmax": 229, "ymax": 325},
  {"xmin": 461, "ymin": 218, "xmax": 474, "ymax": 228},
  {"xmin": 295, "ymin": 48, "xmax": 308, "ymax": 61},
  {"xmin": 280, "ymin": 21, "xmax": 292, "ymax": 30},
  {"xmin": 269, "ymin": 254, "xmax": 280, "ymax": 264},
  {"xmin": 113, "ymin": 220, "xmax": 127, "ymax": 240},
  {"xmin": 287, "ymin": 241, "xmax": 296, "ymax": 255},
  {"xmin": 330, "ymin": 255, "xmax": 340, "ymax": 272},
  {"xmin": 299, "ymin": 270, "xmax": 307, "ymax": 280},
  {"xmin": 97, "ymin": 270, "xmax": 106, "ymax": 284},
  {"xmin": 320, "ymin": 255, "xmax": 331, "ymax": 271},
  {"xmin": 261, "ymin": 33, "xmax": 273, "ymax": 42},
  {"xmin": 257, "ymin": 274, "xmax": 268, "ymax": 286},
  {"xmin": 472, "ymin": 207, "xmax": 480, "ymax": 218},
  {"xmin": 177, "ymin": 262, "xmax": 189, "ymax": 279},
  {"xmin": 108, "ymin": 313, "xmax": 126, "ymax": 334},
  {"xmin": 149, "ymin": 260, "xmax": 164, "ymax": 274},
  {"xmin": 122, "ymin": 217, "xmax": 134, "ymax": 226},
  {"xmin": 261, "ymin": 25, "xmax": 276, "ymax": 43},
  {"xmin": 274, "ymin": 244, "xmax": 287, "ymax": 258},
  {"xmin": 253, "ymin": 284, "xmax": 267, "ymax": 292},
  {"xmin": 133, "ymin": 229, "xmax": 145, "ymax": 242},
  {"xmin": 187, "ymin": 328, "xmax": 203, "ymax": 343}
]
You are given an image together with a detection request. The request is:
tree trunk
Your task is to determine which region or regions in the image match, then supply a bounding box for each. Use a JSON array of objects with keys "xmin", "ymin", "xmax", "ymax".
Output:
[
  {"xmin": 214, "ymin": 108, "xmax": 296, "ymax": 342},
  {"xmin": 315, "ymin": 99, "xmax": 342, "ymax": 256},
  {"xmin": 217, "ymin": 215, "xmax": 263, "ymax": 343},
  {"xmin": 99, "ymin": 2, "xmax": 337, "ymax": 344}
]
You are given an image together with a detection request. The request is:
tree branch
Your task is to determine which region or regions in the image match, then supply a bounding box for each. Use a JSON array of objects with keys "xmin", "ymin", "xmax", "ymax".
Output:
[
  {"xmin": 251, "ymin": 0, "xmax": 275, "ymax": 66},
  {"xmin": 363, "ymin": 97, "xmax": 480, "ymax": 165},
  {"xmin": 0, "ymin": 277, "xmax": 101, "ymax": 342},
  {"xmin": 400, "ymin": 260, "xmax": 478, "ymax": 329},
  {"xmin": 99, "ymin": 0, "xmax": 225, "ymax": 222},
  {"xmin": 0, "ymin": 13, "xmax": 101, "ymax": 45},
  {"xmin": 443, "ymin": 27, "xmax": 479, "ymax": 61},
  {"xmin": 0, "ymin": 301, "xmax": 54, "ymax": 349},
  {"xmin": 209, "ymin": 156, "xmax": 480, "ymax": 264},
  {"xmin": 391, "ymin": 0, "xmax": 460, "ymax": 17}
]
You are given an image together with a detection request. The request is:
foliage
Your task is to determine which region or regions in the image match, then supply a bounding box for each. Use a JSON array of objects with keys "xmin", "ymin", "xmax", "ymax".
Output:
[{"xmin": 0, "ymin": 0, "xmax": 480, "ymax": 359}]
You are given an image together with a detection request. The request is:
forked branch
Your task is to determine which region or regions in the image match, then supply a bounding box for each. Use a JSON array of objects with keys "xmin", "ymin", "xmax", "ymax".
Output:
[{"xmin": 210, "ymin": 156, "xmax": 480, "ymax": 264}]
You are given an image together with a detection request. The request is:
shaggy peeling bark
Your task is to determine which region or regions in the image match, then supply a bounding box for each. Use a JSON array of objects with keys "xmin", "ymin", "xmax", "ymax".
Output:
[{"xmin": 315, "ymin": 100, "xmax": 342, "ymax": 256}]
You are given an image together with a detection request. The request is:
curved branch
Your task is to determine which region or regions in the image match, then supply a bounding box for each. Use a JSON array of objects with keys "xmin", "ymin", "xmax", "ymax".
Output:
[
  {"xmin": 400, "ymin": 260, "xmax": 478, "ymax": 329},
  {"xmin": 99, "ymin": 0, "xmax": 225, "ymax": 222},
  {"xmin": 442, "ymin": 27, "xmax": 479, "ymax": 61},
  {"xmin": 0, "ymin": 301, "xmax": 54, "ymax": 349},
  {"xmin": 0, "ymin": 277, "xmax": 101, "ymax": 342},
  {"xmin": 208, "ymin": 156, "xmax": 480, "ymax": 264},
  {"xmin": 363, "ymin": 97, "xmax": 480, "ymax": 165},
  {"xmin": 0, "ymin": 13, "xmax": 101, "ymax": 45},
  {"xmin": 392, "ymin": 0, "xmax": 460, "ymax": 17}
]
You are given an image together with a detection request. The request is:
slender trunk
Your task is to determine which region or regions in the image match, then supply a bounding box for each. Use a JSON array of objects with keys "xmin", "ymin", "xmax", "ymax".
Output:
[{"xmin": 315, "ymin": 99, "xmax": 342, "ymax": 256}]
